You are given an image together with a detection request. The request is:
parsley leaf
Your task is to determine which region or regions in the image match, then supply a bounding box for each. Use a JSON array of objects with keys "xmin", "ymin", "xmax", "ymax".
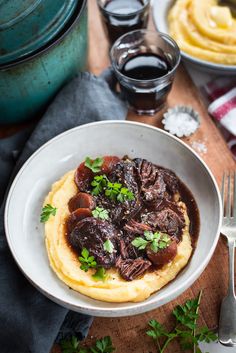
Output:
[
  {"xmin": 92, "ymin": 207, "xmax": 109, "ymax": 220},
  {"xmin": 91, "ymin": 175, "xmax": 108, "ymax": 196},
  {"xmin": 85, "ymin": 157, "xmax": 104, "ymax": 173},
  {"xmin": 92, "ymin": 267, "xmax": 108, "ymax": 282},
  {"xmin": 90, "ymin": 336, "xmax": 115, "ymax": 353},
  {"xmin": 40, "ymin": 204, "xmax": 57, "ymax": 223},
  {"xmin": 60, "ymin": 336, "xmax": 88, "ymax": 353},
  {"xmin": 103, "ymin": 239, "xmax": 114, "ymax": 253},
  {"xmin": 105, "ymin": 182, "xmax": 134, "ymax": 203},
  {"xmin": 132, "ymin": 231, "xmax": 170, "ymax": 252},
  {"xmin": 79, "ymin": 248, "xmax": 97, "ymax": 272}
]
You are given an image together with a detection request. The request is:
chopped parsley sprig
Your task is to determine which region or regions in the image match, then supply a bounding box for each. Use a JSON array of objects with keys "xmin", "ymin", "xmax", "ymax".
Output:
[
  {"xmin": 92, "ymin": 267, "xmax": 108, "ymax": 282},
  {"xmin": 60, "ymin": 335, "xmax": 115, "ymax": 353},
  {"xmin": 79, "ymin": 248, "xmax": 97, "ymax": 272},
  {"xmin": 92, "ymin": 207, "xmax": 109, "ymax": 220},
  {"xmin": 103, "ymin": 239, "xmax": 114, "ymax": 254},
  {"xmin": 85, "ymin": 157, "xmax": 104, "ymax": 173},
  {"xmin": 40, "ymin": 204, "xmax": 57, "ymax": 223},
  {"xmin": 132, "ymin": 231, "xmax": 170, "ymax": 252},
  {"xmin": 91, "ymin": 175, "xmax": 134, "ymax": 203},
  {"xmin": 91, "ymin": 175, "xmax": 108, "ymax": 196}
]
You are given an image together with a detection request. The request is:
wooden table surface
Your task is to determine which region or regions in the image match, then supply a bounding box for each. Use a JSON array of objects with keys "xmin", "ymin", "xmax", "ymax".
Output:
[{"xmin": 1, "ymin": 1, "xmax": 235, "ymax": 353}]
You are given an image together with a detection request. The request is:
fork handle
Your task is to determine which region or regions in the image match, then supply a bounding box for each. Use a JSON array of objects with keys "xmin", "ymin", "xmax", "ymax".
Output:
[
  {"xmin": 219, "ymin": 238, "xmax": 236, "ymax": 347},
  {"xmin": 227, "ymin": 238, "xmax": 235, "ymax": 297}
]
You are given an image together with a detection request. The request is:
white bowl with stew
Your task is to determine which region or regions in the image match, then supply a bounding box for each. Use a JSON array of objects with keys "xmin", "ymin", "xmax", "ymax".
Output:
[{"xmin": 4, "ymin": 121, "xmax": 222, "ymax": 316}]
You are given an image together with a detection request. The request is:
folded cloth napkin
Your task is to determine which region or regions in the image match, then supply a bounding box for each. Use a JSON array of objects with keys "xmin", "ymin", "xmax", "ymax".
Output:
[
  {"xmin": 202, "ymin": 77, "xmax": 236, "ymax": 159},
  {"xmin": 0, "ymin": 71, "xmax": 127, "ymax": 353}
]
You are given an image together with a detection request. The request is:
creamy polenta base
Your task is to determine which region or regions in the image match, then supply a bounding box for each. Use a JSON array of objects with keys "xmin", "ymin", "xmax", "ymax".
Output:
[
  {"xmin": 168, "ymin": 0, "xmax": 236, "ymax": 65},
  {"xmin": 44, "ymin": 170, "xmax": 192, "ymax": 303}
]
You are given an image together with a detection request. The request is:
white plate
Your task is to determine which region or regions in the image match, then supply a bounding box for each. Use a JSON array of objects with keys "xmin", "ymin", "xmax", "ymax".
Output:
[
  {"xmin": 152, "ymin": 0, "xmax": 236, "ymax": 75},
  {"xmin": 4, "ymin": 121, "xmax": 222, "ymax": 317}
]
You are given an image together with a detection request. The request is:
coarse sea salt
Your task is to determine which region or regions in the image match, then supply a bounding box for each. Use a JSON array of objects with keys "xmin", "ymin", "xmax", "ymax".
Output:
[
  {"xmin": 191, "ymin": 140, "xmax": 208, "ymax": 154},
  {"xmin": 162, "ymin": 106, "xmax": 200, "ymax": 138}
]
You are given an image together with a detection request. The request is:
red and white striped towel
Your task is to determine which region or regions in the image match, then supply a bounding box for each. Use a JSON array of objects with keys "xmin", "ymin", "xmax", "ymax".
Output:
[{"xmin": 203, "ymin": 78, "xmax": 236, "ymax": 160}]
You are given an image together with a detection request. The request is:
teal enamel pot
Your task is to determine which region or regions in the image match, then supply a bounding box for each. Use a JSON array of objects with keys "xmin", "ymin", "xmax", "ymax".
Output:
[{"xmin": 0, "ymin": 0, "xmax": 87, "ymax": 124}]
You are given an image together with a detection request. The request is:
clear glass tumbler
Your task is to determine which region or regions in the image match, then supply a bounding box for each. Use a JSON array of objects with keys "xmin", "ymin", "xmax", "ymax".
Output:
[
  {"xmin": 97, "ymin": 0, "xmax": 150, "ymax": 46},
  {"xmin": 110, "ymin": 29, "xmax": 180, "ymax": 115}
]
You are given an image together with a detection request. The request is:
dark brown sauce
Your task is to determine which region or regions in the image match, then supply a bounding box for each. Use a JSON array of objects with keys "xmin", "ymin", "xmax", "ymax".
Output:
[{"xmin": 179, "ymin": 181, "xmax": 200, "ymax": 248}]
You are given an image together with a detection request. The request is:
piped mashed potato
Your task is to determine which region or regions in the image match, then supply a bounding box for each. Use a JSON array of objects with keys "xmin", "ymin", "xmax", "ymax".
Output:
[
  {"xmin": 168, "ymin": 0, "xmax": 236, "ymax": 65},
  {"xmin": 44, "ymin": 170, "xmax": 192, "ymax": 303}
]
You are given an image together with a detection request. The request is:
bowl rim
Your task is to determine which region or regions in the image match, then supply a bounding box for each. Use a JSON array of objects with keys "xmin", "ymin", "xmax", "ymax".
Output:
[
  {"xmin": 151, "ymin": 0, "xmax": 236, "ymax": 72},
  {"xmin": 4, "ymin": 121, "xmax": 222, "ymax": 316}
]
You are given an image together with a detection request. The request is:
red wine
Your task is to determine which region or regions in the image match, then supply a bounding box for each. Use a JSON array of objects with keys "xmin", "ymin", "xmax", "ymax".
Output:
[
  {"xmin": 99, "ymin": 0, "xmax": 149, "ymax": 45},
  {"xmin": 121, "ymin": 53, "xmax": 171, "ymax": 79},
  {"xmin": 120, "ymin": 53, "xmax": 173, "ymax": 113}
]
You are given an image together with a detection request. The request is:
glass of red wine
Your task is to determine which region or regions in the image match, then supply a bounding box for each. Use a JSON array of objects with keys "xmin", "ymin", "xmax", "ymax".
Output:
[
  {"xmin": 97, "ymin": 0, "xmax": 150, "ymax": 46},
  {"xmin": 110, "ymin": 29, "xmax": 180, "ymax": 115}
]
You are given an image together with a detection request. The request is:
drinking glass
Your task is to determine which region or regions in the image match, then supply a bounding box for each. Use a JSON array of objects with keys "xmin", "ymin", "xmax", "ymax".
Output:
[
  {"xmin": 110, "ymin": 29, "xmax": 180, "ymax": 115},
  {"xmin": 97, "ymin": 0, "xmax": 150, "ymax": 46}
]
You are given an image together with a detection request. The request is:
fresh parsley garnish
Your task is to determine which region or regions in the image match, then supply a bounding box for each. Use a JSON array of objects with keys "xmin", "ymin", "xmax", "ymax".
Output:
[
  {"xmin": 85, "ymin": 157, "xmax": 104, "ymax": 173},
  {"xmin": 61, "ymin": 335, "xmax": 86, "ymax": 353},
  {"xmin": 103, "ymin": 239, "xmax": 114, "ymax": 254},
  {"xmin": 60, "ymin": 336, "xmax": 114, "ymax": 353},
  {"xmin": 91, "ymin": 175, "xmax": 108, "ymax": 196},
  {"xmin": 92, "ymin": 207, "xmax": 109, "ymax": 220},
  {"xmin": 105, "ymin": 182, "xmax": 135, "ymax": 202},
  {"xmin": 79, "ymin": 248, "xmax": 97, "ymax": 272},
  {"xmin": 146, "ymin": 291, "xmax": 217, "ymax": 353},
  {"xmin": 90, "ymin": 336, "xmax": 115, "ymax": 353},
  {"xmin": 40, "ymin": 204, "xmax": 57, "ymax": 223},
  {"xmin": 132, "ymin": 231, "xmax": 170, "ymax": 252},
  {"xmin": 92, "ymin": 267, "xmax": 108, "ymax": 282},
  {"xmin": 91, "ymin": 176, "xmax": 134, "ymax": 203}
]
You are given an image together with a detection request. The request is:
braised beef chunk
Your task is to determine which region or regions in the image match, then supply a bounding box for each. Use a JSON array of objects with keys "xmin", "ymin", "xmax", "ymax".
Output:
[
  {"xmin": 134, "ymin": 158, "xmax": 179, "ymax": 201},
  {"xmin": 124, "ymin": 219, "xmax": 152, "ymax": 234},
  {"xmin": 116, "ymin": 257, "xmax": 152, "ymax": 281},
  {"xmin": 146, "ymin": 240, "xmax": 177, "ymax": 265},
  {"xmin": 118, "ymin": 235, "xmax": 143, "ymax": 259},
  {"xmin": 145, "ymin": 208, "xmax": 185, "ymax": 237},
  {"xmin": 68, "ymin": 218, "xmax": 118, "ymax": 268},
  {"xmin": 96, "ymin": 160, "xmax": 141, "ymax": 223},
  {"xmin": 134, "ymin": 158, "xmax": 166, "ymax": 201}
]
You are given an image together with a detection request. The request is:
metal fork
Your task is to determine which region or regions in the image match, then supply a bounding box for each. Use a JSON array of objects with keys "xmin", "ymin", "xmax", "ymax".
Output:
[{"xmin": 218, "ymin": 172, "xmax": 236, "ymax": 347}]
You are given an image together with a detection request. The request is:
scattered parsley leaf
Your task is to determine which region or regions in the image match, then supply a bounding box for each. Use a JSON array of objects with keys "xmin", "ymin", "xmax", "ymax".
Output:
[
  {"xmin": 105, "ymin": 182, "xmax": 134, "ymax": 203},
  {"xmin": 131, "ymin": 237, "xmax": 148, "ymax": 250},
  {"xmin": 79, "ymin": 248, "xmax": 97, "ymax": 272},
  {"xmin": 103, "ymin": 239, "xmax": 114, "ymax": 253},
  {"xmin": 92, "ymin": 207, "xmax": 109, "ymax": 220},
  {"xmin": 85, "ymin": 157, "xmax": 104, "ymax": 173},
  {"xmin": 90, "ymin": 336, "xmax": 115, "ymax": 353},
  {"xmin": 91, "ymin": 175, "xmax": 108, "ymax": 196},
  {"xmin": 60, "ymin": 336, "xmax": 85, "ymax": 353},
  {"xmin": 132, "ymin": 231, "xmax": 170, "ymax": 252},
  {"xmin": 40, "ymin": 204, "xmax": 57, "ymax": 223},
  {"xmin": 92, "ymin": 267, "xmax": 108, "ymax": 282}
]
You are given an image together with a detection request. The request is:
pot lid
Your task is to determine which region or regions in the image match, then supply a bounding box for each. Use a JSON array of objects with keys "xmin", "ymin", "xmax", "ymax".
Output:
[{"xmin": 0, "ymin": 0, "xmax": 77, "ymax": 65}]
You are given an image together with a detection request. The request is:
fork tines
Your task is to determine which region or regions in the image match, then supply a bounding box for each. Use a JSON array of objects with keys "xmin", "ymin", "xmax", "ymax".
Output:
[{"xmin": 221, "ymin": 172, "xmax": 236, "ymax": 219}]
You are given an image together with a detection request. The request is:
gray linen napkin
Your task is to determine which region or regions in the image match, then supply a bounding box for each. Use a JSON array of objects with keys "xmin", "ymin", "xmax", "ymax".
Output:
[{"xmin": 0, "ymin": 71, "xmax": 127, "ymax": 353}]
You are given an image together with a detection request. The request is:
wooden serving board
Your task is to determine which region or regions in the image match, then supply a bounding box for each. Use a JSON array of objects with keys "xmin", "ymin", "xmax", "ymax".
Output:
[{"xmin": 82, "ymin": 2, "xmax": 236, "ymax": 353}]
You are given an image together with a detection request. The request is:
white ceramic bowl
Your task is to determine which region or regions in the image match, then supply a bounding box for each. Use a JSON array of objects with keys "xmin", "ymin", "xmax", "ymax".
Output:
[
  {"xmin": 4, "ymin": 121, "xmax": 222, "ymax": 317},
  {"xmin": 152, "ymin": 0, "xmax": 236, "ymax": 75}
]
